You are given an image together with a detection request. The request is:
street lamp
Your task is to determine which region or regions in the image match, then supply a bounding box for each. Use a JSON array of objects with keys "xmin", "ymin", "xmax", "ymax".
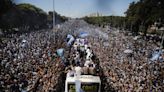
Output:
[
  {"xmin": 160, "ymin": 27, "xmax": 164, "ymax": 48},
  {"xmin": 53, "ymin": 0, "xmax": 55, "ymax": 29},
  {"xmin": 53, "ymin": 0, "xmax": 56, "ymax": 43}
]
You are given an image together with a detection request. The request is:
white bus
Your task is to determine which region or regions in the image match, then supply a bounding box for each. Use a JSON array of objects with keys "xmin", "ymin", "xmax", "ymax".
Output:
[{"xmin": 65, "ymin": 75, "xmax": 101, "ymax": 92}]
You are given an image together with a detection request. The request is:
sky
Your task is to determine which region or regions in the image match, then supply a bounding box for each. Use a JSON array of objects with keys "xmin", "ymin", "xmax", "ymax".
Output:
[{"xmin": 15, "ymin": 0, "xmax": 139, "ymax": 18}]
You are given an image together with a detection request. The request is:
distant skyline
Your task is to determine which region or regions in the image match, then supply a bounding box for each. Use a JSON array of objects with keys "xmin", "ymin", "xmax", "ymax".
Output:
[{"xmin": 15, "ymin": 0, "xmax": 139, "ymax": 18}]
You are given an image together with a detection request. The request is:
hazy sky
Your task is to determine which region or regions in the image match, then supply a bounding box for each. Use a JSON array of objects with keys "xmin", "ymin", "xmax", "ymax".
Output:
[{"xmin": 15, "ymin": 0, "xmax": 139, "ymax": 18}]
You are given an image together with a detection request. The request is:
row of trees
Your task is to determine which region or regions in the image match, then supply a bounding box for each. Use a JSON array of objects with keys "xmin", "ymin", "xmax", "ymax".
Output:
[
  {"xmin": 84, "ymin": 0, "xmax": 164, "ymax": 35},
  {"xmin": 84, "ymin": 16, "xmax": 126, "ymax": 29},
  {"xmin": 0, "ymin": 0, "xmax": 68, "ymax": 34},
  {"xmin": 1, "ymin": 4, "xmax": 48, "ymax": 31},
  {"xmin": 47, "ymin": 11, "xmax": 68, "ymax": 27}
]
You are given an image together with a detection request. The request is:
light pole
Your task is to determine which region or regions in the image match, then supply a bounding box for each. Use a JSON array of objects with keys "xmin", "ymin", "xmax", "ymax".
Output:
[
  {"xmin": 160, "ymin": 27, "xmax": 164, "ymax": 49},
  {"xmin": 53, "ymin": 0, "xmax": 56, "ymax": 43},
  {"xmin": 53, "ymin": 0, "xmax": 55, "ymax": 29}
]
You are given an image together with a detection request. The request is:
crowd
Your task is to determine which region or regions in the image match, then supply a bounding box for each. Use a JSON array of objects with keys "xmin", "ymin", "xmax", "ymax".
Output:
[
  {"xmin": 0, "ymin": 29, "xmax": 68, "ymax": 92},
  {"xmin": 0, "ymin": 20, "xmax": 164, "ymax": 92},
  {"xmin": 89, "ymin": 29, "xmax": 164, "ymax": 92}
]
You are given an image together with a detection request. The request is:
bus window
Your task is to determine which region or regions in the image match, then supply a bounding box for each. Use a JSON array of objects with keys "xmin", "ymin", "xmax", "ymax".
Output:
[{"xmin": 67, "ymin": 83, "xmax": 100, "ymax": 92}]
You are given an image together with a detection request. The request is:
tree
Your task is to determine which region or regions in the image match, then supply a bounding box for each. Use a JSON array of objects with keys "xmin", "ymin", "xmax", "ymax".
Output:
[
  {"xmin": 125, "ymin": 0, "xmax": 164, "ymax": 35},
  {"xmin": 83, "ymin": 16, "xmax": 126, "ymax": 29},
  {"xmin": 0, "ymin": 3, "xmax": 48, "ymax": 33},
  {"xmin": 0, "ymin": 0, "xmax": 14, "ymax": 17}
]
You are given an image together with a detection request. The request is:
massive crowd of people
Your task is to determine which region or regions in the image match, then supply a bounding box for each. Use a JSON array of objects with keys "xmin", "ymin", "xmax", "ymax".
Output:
[
  {"xmin": 0, "ymin": 20, "xmax": 164, "ymax": 92},
  {"xmin": 89, "ymin": 29, "xmax": 164, "ymax": 92},
  {"xmin": 0, "ymin": 29, "xmax": 68, "ymax": 92}
]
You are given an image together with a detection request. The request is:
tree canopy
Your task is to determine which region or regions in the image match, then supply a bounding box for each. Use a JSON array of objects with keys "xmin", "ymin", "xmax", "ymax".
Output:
[
  {"xmin": 0, "ymin": 0, "xmax": 14, "ymax": 16},
  {"xmin": 0, "ymin": 3, "xmax": 47, "ymax": 32},
  {"xmin": 84, "ymin": 0, "xmax": 164, "ymax": 35},
  {"xmin": 84, "ymin": 16, "xmax": 126, "ymax": 29},
  {"xmin": 0, "ymin": 0, "xmax": 68, "ymax": 34},
  {"xmin": 125, "ymin": 0, "xmax": 164, "ymax": 34}
]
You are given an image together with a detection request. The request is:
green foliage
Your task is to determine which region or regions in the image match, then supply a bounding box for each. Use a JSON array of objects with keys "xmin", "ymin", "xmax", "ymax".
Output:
[
  {"xmin": 0, "ymin": 3, "xmax": 48, "ymax": 32},
  {"xmin": 84, "ymin": 16, "xmax": 126, "ymax": 28},
  {"xmin": 84, "ymin": 0, "xmax": 164, "ymax": 35},
  {"xmin": 0, "ymin": 1, "xmax": 68, "ymax": 34},
  {"xmin": 47, "ymin": 11, "xmax": 68, "ymax": 24},
  {"xmin": 0, "ymin": 0, "xmax": 14, "ymax": 16},
  {"xmin": 17, "ymin": 3, "xmax": 46, "ymax": 15},
  {"xmin": 125, "ymin": 0, "xmax": 164, "ymax": 34}
]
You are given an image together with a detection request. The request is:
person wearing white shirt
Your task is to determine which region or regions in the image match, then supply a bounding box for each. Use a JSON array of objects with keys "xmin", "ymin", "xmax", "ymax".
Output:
[
  {"xmin": 86, "ymin": 47, "xmax": 93, "ymax": 60},
  {"xmin": 75, "ymin": 63, "xmax": 82, "ymax": 77},
  {"xmin": 84, "ymin": 44, "xmax": 88, "ymax": 50},
  {"xmin": 84, "ymin": 59, "xmax": 92, "ymax": 67}
]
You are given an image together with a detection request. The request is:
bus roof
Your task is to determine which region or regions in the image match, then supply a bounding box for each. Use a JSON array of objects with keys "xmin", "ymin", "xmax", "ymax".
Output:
[{"xmin": 66, "ymin": 75, "xmax": 101, "ymax": 83}]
